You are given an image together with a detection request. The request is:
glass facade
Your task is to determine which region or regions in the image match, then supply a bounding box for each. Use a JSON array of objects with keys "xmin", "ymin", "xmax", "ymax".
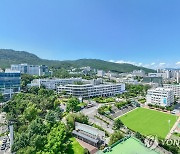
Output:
[{"xmin": 0, "ymin": 72, "xmax": 21, "ymax": 94}]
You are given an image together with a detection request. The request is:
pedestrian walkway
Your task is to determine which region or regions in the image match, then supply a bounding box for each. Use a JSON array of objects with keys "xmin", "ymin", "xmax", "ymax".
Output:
[{"xmin": 166, "ymin": 116, "xmax": 180, "ymax": 139}]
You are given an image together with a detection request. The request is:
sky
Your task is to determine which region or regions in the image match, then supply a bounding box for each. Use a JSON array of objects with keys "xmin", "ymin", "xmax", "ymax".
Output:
[{"xmin": 0, "ymin": 0, "xmax": 180, "ymax": 69}]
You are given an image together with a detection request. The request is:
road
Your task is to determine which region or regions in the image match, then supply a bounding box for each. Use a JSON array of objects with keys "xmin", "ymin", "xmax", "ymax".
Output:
[
  {"xmin": 81, "ymin": 103, "xmax": 114, "ymax": 134},
  {"xmin": 166, "ymin": 116, "xmax": 180, "ymax": 139},
  {"xmin": 0, "ymin": 113, "xmax": 10, "ymax": 154}
]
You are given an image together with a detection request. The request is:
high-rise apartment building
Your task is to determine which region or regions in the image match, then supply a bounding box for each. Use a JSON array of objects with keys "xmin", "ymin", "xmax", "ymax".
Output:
[{"xmin": 163, "ymin": 84, "xmax": 180, "ymax": 98}]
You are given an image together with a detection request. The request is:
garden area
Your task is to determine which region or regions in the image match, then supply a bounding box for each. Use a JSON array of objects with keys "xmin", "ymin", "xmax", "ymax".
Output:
[
  {"xmin": 98, "ymin": 105, "xmax": 112, "ymax": 115},
  {"xmin": 147, "ymin": 104, "xmax": 175, "ymax": 112},
  {"xmin": 115, "ymin": 101, "xmax": 132, "ymax": 109},
  {"xmin": 93, "ymin": 97, "xmax": 115, "ymax": 103},
  {"xmin": 138, "ymin": 98, "xmax": 146, "ymax": 104}
]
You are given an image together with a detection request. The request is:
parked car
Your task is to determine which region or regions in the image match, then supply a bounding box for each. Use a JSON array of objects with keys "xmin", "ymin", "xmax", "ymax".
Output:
[
  {"xmin": 2, "ymin": 140, "xmax": 7, "ymax": 144},
  {"xmin": 0, "ymin": 144, "xmax": 6, "ymax": 150},
  {"xmin": 171, "ymin": 110, "xmax": 176, "ymax": 114},
  {"xmin": 86, "ymin": 103, "xmax": 94, "ymax": 108},
  {"xmin": 2, "ymin": 137, "xmax": 7, "ymax": 141}
]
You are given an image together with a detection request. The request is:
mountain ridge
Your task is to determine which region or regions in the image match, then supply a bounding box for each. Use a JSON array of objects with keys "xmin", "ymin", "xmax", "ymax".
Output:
[{"xmin": 0, "ymin": 49, "xmax": 155, "ymax": 73}]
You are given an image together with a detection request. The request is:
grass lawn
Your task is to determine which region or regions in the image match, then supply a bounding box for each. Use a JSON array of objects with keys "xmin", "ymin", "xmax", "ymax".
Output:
[
  {"xmin": 120, "ymin": 108, "xmax": 178, "ymax": 139},
  {"xmin": 67, "ymin": 137, "xmax": 85, "ymax": 154}
]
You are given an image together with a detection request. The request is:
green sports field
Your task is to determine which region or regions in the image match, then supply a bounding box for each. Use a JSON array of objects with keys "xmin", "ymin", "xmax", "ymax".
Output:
[
  {"xmin": 100, "ymin": 137, "xmax": 158, "ymax": 154},
  {"xmin": 120, "ymin": 108, "xmax": 178, "ymax": 138}
]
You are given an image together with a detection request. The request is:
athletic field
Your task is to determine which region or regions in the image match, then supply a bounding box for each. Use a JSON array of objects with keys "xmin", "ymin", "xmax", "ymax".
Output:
[
  {"xmin": 99, "ymin": 137, "xmax": 158, "ymax": 154},
  {"xmin": 120, "ymin": 108, "xmax": 177, "ymax": 138}
]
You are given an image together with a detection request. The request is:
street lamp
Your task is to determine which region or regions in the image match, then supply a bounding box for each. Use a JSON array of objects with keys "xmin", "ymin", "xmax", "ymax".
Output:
[{"xmin": 168, "ymin": 120, "xmax": 171, "ymax": 132}]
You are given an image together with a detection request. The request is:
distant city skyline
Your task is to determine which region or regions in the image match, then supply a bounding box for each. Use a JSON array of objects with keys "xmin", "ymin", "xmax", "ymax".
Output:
[{"xmin": 0, "ymin": 0, "xmax": 180, "ymax": 69}]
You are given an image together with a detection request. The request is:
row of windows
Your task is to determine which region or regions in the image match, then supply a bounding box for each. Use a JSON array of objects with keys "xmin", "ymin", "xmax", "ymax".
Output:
[{"xmin": 0, "ymin": 73, "xmax": 21, "ymax": 77}]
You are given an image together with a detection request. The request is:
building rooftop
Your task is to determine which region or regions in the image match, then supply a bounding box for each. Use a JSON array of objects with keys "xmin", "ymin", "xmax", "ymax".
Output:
[
  {"xmin": 59, "ymin": 83, "xmax": 123, "ymax": 87},
  {"xmin": 72, "ymin": 130, "xmax": 99, "ymax": 144},
  {"xmin": 148, "ymin": 87, "xmax": 172, "ymax": 92},
  {"xmin": 75, "ymin": 122, "xmax": 105, "ymax": 138},
  {"xmin": 97, "ymin": 137, "xmax": 158, "ymax": 154}
]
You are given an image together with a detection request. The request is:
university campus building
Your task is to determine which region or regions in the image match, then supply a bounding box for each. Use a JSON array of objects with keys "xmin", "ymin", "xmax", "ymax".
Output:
[
  {"xmin": 146, "ymin": 87, "xmax": 174, "ymax": 107},
  {"xmin": 57, "ymin": 83, "xmax": 125, "ymax": 98}
]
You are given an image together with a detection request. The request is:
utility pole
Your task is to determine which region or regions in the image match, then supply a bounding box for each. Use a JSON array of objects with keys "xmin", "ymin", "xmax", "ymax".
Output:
[
  {"xmin": 9, "ymin": 121, "xmax": 15, "ymax": 150},
  {"xmin": 168, "ymin": 120, "xmax": 171, "ymax": 132},
  {"xmin": 9, "ymin": 125, "xmax": 14, "ymax": 149}
]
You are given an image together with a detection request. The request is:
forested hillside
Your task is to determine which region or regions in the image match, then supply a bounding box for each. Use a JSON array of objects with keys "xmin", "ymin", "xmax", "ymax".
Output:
[{"xmin": 0, "ymin": 49, "xmax": 155, "ymax": 73}]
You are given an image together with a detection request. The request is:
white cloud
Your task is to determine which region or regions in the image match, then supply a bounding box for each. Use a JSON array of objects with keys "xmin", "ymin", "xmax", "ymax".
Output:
[
  {"xmin": 159, "ymin": 63, "xmax": 166, "ymax": 66},
  {"xmin": 108, "ymin": 60, "xmax": 180, "ymax": 69},
  {"xmin": 109, "ymin": 60, "xmax": 115, "ymax": 63},
  {"xmin": 109, "ymin": 60, "xmax": 145, "ymax": 67},
  {"xmin": 115, "ymin": 60, "xmax": 136, "ymax": 65},
  {"xmin": 176, "ymin": 62, "xmax": 180, "ymax": 65},
  {"xmin": 138, "ymin": 63, "xmax": 143, "ymax": 66}
]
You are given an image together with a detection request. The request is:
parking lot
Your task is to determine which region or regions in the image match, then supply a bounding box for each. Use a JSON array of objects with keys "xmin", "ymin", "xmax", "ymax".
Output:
[
  {"xmin": 111, "ymin": 105, "xmax": 137, "ymax": 119},
  {"xmin": 0, "ymin": 113, "xmax": 10, "ymax": 154}
]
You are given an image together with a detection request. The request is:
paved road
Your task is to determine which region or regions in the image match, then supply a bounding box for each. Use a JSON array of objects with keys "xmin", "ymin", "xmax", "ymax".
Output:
[
  {"xmin": 0, "ymin": 113, "xmax": 10, "ymax": 154},
  {"xmin": 0, "ymin": 113, "xmax": 7, "ymax": 134},
  {"xmin": 166, "ymin": 116, "xmax": 180, "ymax": 139},
  {"xmin": 174, "ymin": 103, "xmax": 180, "ymax": 110},
  {"xmin": 81, "ymin": 103, "xmax": 114, "ymax": 134}
]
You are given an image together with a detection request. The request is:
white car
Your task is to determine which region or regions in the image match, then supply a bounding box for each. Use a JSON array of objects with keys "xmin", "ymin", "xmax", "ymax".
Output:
[{"xmin": 171, "ymin": 110, "xmax": 176, "ymax": 114}]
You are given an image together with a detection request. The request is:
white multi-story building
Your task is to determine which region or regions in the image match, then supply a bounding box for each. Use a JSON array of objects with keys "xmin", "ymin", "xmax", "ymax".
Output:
[
  {"xmin": 29, "ymin": 78, "xmax": 82, "ymax": 90},
  {"xmin": 177, "ymin": 72, "xmax": 180, "ymax": 83},
  {"xmin": 146, "ymin": 87, "xmax": 174, "ymax": 107},
  {"xmin": 165, "ymin": 70, "xmax": 171, "ymax": 79},
  {"xmin": 163, "ymin": 84, "xmax": 180, "ymax": 98},
  {"xmin": 117, "ymin": 78, "xmax": 139, "ymax": 85},
  {"xmin": 57, "ymin": 83, "xmax": 125, "ymax": 98},
  {"xmin": 132, "ymin": 70, "xmax": 145, "ymax": 77},
  {"xmin": 148, "ymin": 73, "xmax": 167, "ymax": 79},
  {"xmin": 97, "ymin": 70, "xmax": 105, "ymax": 77},
  {"xmin": 11, "ymin": 64, "xmax": 50, "ymax": 76}
]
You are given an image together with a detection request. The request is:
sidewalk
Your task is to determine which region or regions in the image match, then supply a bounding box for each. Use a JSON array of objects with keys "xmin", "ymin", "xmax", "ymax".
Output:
[{"xmin": 166, "ymin": 116, "xmax": 180, "ymax": 139}]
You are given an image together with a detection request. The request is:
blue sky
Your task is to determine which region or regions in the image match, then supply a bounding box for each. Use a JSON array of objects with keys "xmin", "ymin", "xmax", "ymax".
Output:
[{"xmin": 0, "ymin": 0, "xmax": 180, "ymax": 68}]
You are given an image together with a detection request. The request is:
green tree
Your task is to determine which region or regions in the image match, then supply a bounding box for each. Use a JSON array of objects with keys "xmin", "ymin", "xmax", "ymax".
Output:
[
  {"xmin": 21, "ymin": 74, "xmax": 35, "ymax": 89},
  {"xmin": 30, "ymin": 135, "xmax": 47, "ymax": 151},
  {"xmin": 23, "ymin": 103, "xmax": 40, "ymax": 122},
  {"xmin": 0, "ymin": 93, "xmax": 4, "ymax": 102},
  {"xmin": 66, "ymin": 113, "xmax": 88, "ymax": 131},
  {"xmin": 16, "ymin": 146, "xmax": 36, "ymax": 154},
  {"xmin": 28, "ymin": 86, "xmax": 39, "ymax": 95},
  {"xmin": 44, "ymin": 123, "xmax": 70, "ymax": 153},
  {"xmin": 135, "ymin": 132, "xmax": 144, "ymax": 142},
  {"xmin": 54, "ymin": 99, "xmax": 60, "ymax": 108},
  {"xmin": 113, "ymin": 118, "xmax": 124, "ymax": 130},
  {"xmin": 12, "ymin": 133, "xmax": 29, "ymax": 152},
  {"xmin": 28, "ymin": 118, "xmax": 48, "ymax": 137},
  {"xmin": 109, "ymin": 131, "xmax": 124, "ymax": 145},
  {"xmin": 66, "ymin": 97, "xmax": 80, "ymax": 112},
  {"xmin": 45, "ymin": 110, "xmax": 57, "ymax": 124}
]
